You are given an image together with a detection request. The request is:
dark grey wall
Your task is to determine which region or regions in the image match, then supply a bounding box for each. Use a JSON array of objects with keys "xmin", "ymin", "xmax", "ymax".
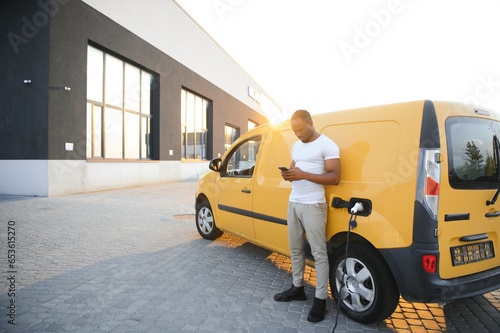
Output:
[
  {"xmin": 1, "ymin": 0, "xmax": 268, "ymax": 161},
  {"xmin": 52, "ymin": 0, "xmax": 268, "ymax": 161},
  {"xmin": 1, "ymin": 0, "xmax": 51, "ymax": 159}
]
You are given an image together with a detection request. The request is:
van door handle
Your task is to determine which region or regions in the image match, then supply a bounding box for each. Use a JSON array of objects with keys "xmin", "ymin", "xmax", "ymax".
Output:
[
  {"xmin": 485, "ymin": 211, "xmax": 500, "ymax": 218},
  {"xmin": 241, "ymin": 188, "xmax": 251, "ymax": 193},
  {"xmin": 459, "ymin": 233, "xmax": 489, "ymax": 242}
]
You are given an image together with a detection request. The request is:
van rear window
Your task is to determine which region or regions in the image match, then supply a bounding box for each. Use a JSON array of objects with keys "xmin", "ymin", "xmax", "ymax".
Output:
[{"xmin": 446, "ymin": 117, "xmax": 500, "ymax": 189}]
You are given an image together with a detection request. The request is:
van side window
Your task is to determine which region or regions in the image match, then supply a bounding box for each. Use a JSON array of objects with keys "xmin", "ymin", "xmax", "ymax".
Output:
[{"xmin": 223, "ymin": 135, "xmax": 262, "ymax": 177}]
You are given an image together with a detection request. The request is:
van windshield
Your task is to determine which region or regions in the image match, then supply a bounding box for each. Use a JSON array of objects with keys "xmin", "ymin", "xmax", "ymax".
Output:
[{"xmin": 447, "ymin": 117, "xmax": 500, "ymax": 189}]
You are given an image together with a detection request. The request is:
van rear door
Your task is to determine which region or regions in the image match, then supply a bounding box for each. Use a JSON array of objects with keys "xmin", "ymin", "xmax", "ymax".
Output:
[{"xmin": 439, "ymin": 115, "xmax": 500, "ymax": 279}]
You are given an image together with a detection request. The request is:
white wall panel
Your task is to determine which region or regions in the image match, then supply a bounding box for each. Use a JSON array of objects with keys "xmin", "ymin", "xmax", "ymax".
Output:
[{"xmin": 0, "ymin": 160, "xmax": 49, "ymax": 196}]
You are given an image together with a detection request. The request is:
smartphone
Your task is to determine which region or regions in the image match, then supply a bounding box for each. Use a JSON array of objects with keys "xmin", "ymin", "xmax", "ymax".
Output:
[{"xmin": 278, "ymin": 166, "xmax": 289, "ymax": 172}]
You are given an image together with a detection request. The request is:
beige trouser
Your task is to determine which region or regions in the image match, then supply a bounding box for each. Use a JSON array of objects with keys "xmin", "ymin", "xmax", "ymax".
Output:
[{"xmin": 287, "ymin": 202, "xmax": 329, "ymax": 300}]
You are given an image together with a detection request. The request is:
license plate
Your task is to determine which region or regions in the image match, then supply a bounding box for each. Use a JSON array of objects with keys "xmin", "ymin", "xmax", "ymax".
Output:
[{"xmin": 451, "ymin": 241, "xmax": 495, "ymax": 266}]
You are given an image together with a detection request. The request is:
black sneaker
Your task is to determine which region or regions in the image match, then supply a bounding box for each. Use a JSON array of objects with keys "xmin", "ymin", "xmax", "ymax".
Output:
[
  {"xmin": 273, "ymin": 285, "xmax": 307, "ymax": 302},
  {"xmin": 307, "ymin": 297, "xmax": 327, "ymax": 323}
]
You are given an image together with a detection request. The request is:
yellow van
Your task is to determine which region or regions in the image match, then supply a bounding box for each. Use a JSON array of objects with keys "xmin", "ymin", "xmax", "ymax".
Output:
[{"xmin": 194, "ymin": 100, "xmax": 500, "ymax": 324}]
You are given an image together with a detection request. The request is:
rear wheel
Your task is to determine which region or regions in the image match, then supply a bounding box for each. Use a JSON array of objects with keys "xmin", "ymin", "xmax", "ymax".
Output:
[
  {"xmin": 196, "ymin": 199, "xmax": 223, "ymax": 240},
  {"xmin": 329, "ymin": 244, "xmax": 399, "ymax": 324}
]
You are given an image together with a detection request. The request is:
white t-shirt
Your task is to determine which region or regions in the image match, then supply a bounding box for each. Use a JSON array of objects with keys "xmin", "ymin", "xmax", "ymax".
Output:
[{"xmin": 289, "ymin": 134, "xmax": 339, "ymax": 204}]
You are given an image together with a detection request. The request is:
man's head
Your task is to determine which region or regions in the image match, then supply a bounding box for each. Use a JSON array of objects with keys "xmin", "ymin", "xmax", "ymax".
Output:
[{"xmin": 291, "ymin": 109, "xmax": 316, "ymax": 143}]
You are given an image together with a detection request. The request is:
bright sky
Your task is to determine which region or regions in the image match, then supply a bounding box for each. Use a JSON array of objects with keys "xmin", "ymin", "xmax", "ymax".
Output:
[{"xmin": 174, "ymin": 0, "xmax": 500, "ymax": 116}]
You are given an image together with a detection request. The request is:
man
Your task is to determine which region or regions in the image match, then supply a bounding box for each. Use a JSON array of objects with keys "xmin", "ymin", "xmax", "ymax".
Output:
[{"xmin": 274, "ymin": 109, "xmax": 341, "ymax": 323}]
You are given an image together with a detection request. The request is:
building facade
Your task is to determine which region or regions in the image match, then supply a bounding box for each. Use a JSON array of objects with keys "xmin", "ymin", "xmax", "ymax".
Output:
[{"xmin": 1, "ymin": 0, "xmax": 276, "ymax": 196}]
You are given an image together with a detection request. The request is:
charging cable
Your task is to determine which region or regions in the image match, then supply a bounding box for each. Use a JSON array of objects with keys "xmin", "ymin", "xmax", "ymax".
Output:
[{"xmin": 332, "ymin": 202, "xmax": 363, "ymax": 333}]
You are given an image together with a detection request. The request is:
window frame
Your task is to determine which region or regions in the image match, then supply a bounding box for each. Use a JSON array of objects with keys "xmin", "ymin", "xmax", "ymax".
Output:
[
  {"xmin": 181, "ymin": 88, "xmax": 212, "ymax": 161},
  {"xmin": 248, "ymin": 120, "xmax": 258, "ymax": 132},
  {"xmin": 86, "ymin": 44, "xmax": 155, "ymax": 161},
  {"xmin": 221, "ymin": 135, "xmax": 262, "ymax": 178},
  {"xmin": 224, "ymin": 124, "xmax": 240, "ymax": 152}
]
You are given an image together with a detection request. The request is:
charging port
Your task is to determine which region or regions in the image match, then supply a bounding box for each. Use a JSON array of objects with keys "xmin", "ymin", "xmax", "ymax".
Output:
[{"xmin": 348, "ymin": 198, "xmax": 372, "ymax": 216}]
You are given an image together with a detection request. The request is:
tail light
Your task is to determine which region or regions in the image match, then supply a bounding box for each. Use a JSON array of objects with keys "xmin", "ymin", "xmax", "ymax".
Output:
[
  {"xmin": 422, "ymin": 254, "xmax": 437, "ymax": 273},
  {"xmin": 418, "ymin": 149, "xmax": 441, "ymax": 219}
]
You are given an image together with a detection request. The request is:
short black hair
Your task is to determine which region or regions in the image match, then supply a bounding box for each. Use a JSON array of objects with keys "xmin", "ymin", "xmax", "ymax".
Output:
[{"xmin": 291, "ymin": 109, "xmax": 312, "ymax": 122}]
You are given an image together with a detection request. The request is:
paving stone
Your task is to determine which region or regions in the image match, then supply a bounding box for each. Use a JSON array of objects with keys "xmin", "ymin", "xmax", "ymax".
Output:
[{"xmin": 0, "ymin": 181, "xmax": 498, "ymax": 332}]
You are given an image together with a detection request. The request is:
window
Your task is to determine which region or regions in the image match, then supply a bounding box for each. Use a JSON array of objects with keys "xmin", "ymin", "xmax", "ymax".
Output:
[
  {"xmin": 181, "ymin": 89, "xmax": 211, "ymax": 160},
  {"xmin": 446, "ymin": 117, "xmax": 500, "ymax": 188},
  {"xmin": 224, "ymin": 124, "xmax": 240, "ymax": 151},
  {"xmin": 248, "ymin": 120, "xmax": 258, "ymax": 131},
  {"xmin": 86, "ymin": 45, "xmax": 154, "ymax": 160},
  {"xmin": 224, "ymin": 136, "xmax": 262, "ymax": 177}
]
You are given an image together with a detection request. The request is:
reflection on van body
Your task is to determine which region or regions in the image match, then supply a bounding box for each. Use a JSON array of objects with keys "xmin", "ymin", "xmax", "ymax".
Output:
[{"xmin": 195, "ymin": 100, "xmax": 500, "ymax": 324}]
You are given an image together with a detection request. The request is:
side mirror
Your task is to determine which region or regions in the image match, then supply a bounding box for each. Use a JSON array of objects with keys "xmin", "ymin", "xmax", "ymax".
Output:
[{"xmin": 209, "ymin": 158, "xmax": 222, "ymax": 172}]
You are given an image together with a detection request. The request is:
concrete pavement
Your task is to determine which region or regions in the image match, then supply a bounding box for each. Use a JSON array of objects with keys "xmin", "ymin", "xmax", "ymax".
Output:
[{"xmin": 1, "ymin": 181, "xmax": 499, "ymax": 332}]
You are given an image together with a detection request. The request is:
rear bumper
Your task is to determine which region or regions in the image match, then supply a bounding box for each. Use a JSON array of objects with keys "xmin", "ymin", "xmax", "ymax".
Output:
[{"xmin": 380, "ymin": 245, "xmax": 500, "ymax": 303}]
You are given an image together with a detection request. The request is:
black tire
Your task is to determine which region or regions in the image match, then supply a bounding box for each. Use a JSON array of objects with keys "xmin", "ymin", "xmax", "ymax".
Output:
[
  {"xmin": 195, "ymin": 199, "xmax": 223, "ymax": 240},
  {"xmin": 329, "ymin": 243, "xmax": 400, "ymax": 324}
]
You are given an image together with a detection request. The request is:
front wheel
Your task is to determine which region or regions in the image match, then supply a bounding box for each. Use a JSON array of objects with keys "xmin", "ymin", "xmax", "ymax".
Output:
[
  {"xmin": 196, "ymin": 199, "xmax": 223, "ymax": 240},
  {"xmin": 329, "ymin": 243, "xmax": 400, "ymax": 324}
]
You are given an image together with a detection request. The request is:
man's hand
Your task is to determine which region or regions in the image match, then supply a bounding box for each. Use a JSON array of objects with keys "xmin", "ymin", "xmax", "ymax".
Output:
[
  {"xmin": 282, "ymin": 159, "xmax": 340, "ymax": 185},
  {"xmin": 282, "ymin": 167, "xmax": 304, "ymax": 182}
]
